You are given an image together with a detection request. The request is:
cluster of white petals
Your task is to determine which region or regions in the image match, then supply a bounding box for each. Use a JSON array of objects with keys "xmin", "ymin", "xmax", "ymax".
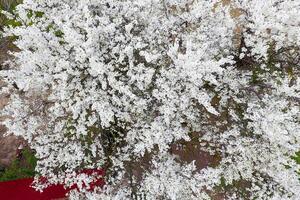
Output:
[{"xmin": 1, "ymin": 0, "xmax": 300, "ymax": 199}]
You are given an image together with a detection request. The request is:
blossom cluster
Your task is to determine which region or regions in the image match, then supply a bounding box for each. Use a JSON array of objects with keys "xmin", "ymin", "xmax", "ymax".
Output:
[{"xmin": 1, "ymin": 0, "xmax": 300, "ymax": 199}]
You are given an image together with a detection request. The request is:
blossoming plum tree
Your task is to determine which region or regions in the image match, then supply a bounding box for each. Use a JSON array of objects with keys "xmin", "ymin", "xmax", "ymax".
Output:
[{"xmin": 1, "ymin": 0, "xmax": 300, "ymax": 199}]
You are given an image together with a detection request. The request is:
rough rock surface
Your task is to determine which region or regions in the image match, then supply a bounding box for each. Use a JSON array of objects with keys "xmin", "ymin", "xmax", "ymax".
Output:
[
  {"xmin": 0, "ymin": 88, "xmax": 25, "ymax": 167},
  {"xmin": 0, "ymin": 37, "xmax": 25, "ymax": 168}
]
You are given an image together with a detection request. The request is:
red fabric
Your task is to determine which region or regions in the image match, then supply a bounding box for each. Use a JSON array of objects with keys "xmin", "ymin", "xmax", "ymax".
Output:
[
  {"xmin": 0, "ymin": 169, "xmax": 104, "ymax": 200},
  {"xmin": 0, "ymin": 179, "xmax": 68, "ymax": 200}
]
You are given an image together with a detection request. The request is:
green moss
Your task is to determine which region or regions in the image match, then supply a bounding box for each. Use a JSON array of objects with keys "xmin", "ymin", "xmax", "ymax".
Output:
[
  {"xmin": 214, "ymin": 177, "xmax": 251, "ymax": 199},
  {"xmin": 22, "ymin": 148, "xmax": 37, "ymax": 169},
  {"xmin": 0, "ymin": 1, "xmax": 44, "ymax": 31},
  {"xmin": 266, "ymin": 43, "xmax": 276, "ymax": 73},
  {"xmin": 27, "ymin": 10, "xmax": 44, "ymax": 19},
  {"xmin": 289, "ymin": 152, "xmax": 300, "ymax": 178},
  {"xmin": 4, "ymin": 18, "xmax": 21, "ymax": 27},
  {"xmin": 292, "ymin": 151, "xmax": 300, "ymax": 176},
  {"xmin": 0, "ymin": 0, "xmax": 22, "ymax": 12},
  {"xmin": 54, "ymin": 30, "xmax": 64, "ymax": 38},
  {"xmin": 0, "ymin": 6, "xmax": 22, "ymax": 30},
  {"xmin": 292, "ymin": 152, "xmax": 300, "ymax": 164},
  {"xmin": 0, "ymin": 148, "xmax": 37, "ymax": 182}
]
